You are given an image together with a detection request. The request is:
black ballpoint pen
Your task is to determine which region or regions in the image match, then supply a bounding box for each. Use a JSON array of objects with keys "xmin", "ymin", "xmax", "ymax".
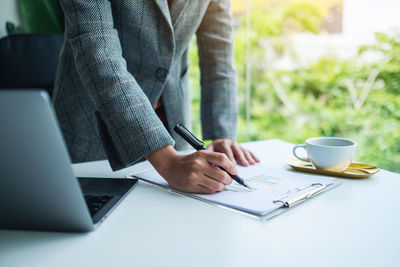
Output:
[{"xmin": 174, "ymin": 123, "xmax": 250, "ymax": 188}]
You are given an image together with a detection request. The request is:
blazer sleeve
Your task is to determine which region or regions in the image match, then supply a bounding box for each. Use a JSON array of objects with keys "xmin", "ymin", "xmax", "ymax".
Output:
[
  {"xmin": 61, "ymin": 0, "xmax": 174, "ymax": 170},
  {"xmin": 196, "ymin": 0, "xmax": 238, "ymax": 141}
]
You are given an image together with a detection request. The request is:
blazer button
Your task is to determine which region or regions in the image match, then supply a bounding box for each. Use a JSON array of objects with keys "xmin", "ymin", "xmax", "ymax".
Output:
[{"xmin": 155, "ymin": 68, "xmax": 169, "ymax": 81}]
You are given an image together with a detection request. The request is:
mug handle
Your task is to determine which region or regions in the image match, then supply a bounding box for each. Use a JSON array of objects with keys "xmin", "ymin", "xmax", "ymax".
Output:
[{"xmin": 293, "ymin": 144, "xmax": 309, "ymax": 162}]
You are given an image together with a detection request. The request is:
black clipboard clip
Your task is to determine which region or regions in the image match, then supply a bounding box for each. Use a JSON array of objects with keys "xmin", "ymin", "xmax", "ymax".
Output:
[{"xmin": 273, "ymin": 183, "xmax": 326, "ymax": 208}]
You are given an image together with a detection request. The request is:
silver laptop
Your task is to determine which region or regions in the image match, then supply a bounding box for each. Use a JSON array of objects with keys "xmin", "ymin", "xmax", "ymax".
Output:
[{"xmin": 0, "ymin": 90, "xmax": 137, "ymax": 232}]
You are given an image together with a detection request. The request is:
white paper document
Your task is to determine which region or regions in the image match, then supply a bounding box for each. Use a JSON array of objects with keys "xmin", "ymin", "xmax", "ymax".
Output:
[{"xmin": 132, "ymin": 164, "xmax": 336, "ymax": 215}]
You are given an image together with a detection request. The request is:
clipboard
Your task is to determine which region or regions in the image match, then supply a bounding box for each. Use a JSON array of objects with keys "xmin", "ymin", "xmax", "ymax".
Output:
[
  {"xmin": 127, "ymin": 164, "xmax": 341, "ymax": 221},
  {"xmin": 127, "ymin": 175, "xmax": 340, "ymax": 220}
]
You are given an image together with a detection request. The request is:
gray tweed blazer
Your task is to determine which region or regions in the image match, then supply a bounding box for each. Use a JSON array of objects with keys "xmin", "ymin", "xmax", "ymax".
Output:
[{"xmin": 53, "ymin": 0, "xmax": 237, "ymax": 171}]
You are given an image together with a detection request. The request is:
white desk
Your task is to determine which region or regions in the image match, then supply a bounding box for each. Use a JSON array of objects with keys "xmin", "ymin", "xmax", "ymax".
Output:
[{"xmin": 1, "ymin": 139, "xmax": 399, "ymax": 267}]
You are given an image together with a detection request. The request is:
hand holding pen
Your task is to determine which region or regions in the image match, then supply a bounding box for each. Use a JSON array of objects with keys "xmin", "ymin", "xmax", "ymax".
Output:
[
  {"xmin": 145, "ymin": 124, "xmax": 259, "ymax": 194},
  {"xmin": 174, "ymin": 124, "xmax": 254, "ymax": 188},
  {"xmin": 146, "ymin": 144, "xmax": 238, "ymax": 194}
]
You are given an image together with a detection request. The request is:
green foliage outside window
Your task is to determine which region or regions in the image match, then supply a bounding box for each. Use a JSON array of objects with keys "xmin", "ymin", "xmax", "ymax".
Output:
[
  {"xmin": 6, "ymin": 0, "xmax": 64, "ymax": 35},
  {"xmin": 189, "ymin": 4, "xmax": 400, "ymax": 173}
]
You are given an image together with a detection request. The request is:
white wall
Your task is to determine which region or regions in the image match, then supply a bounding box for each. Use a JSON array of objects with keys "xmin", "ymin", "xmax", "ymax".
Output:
[
  {"xmin": 270, "ymin": 0, "xmax": 400, "ymax": 70},
  {"xmin": 0, "ymin": 0, "xmax": 20, "ymax": 38},
  {"xmin": 343, "ymin": 0, "xmax": 400, "ymax": 39}
]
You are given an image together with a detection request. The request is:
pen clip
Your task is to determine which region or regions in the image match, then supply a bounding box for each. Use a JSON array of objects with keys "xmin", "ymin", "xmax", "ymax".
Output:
[{"xmin": 174, "ymin": 124, "xmax": 206, "ymax": 150}]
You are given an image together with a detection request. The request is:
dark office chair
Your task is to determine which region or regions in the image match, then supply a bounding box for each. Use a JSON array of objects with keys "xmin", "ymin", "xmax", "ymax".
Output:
[{"xmin": 0, "ymin": 34, "xmax": 64, "ymax": 97}]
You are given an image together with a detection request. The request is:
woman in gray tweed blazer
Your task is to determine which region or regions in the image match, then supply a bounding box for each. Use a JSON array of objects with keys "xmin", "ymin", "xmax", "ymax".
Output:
[{"xmin": 54, "ymin": 0, "xmax": 259, "ymax": 193}]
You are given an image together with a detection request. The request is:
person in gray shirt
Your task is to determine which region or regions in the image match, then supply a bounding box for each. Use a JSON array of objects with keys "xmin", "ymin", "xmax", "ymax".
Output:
[{"xmin": 53, "ymin": 0, "xmax": 259, "ymax": 194}]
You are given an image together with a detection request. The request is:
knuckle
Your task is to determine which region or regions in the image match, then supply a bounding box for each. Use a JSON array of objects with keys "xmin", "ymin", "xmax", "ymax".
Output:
[
  {"xmin": 192, "ymin": 158, "xmax": 203, "ymax": 167},
  {"xmin": 194, "ymin": 152, "xmax": 202, "ymax": 159},
  {"xmin": 217, "ymin": 153, "xmax": 226, "ymax": 162},
  {"xmin": 186, "ymin": 170, "xmax": 197, "ymax": 181},
  {"xmin": 198, "ymin": 150, "xmax": 207, "ymax": 156},
  {"xmin": 213, "ymin": 170, "xmax": 225, "ymax": 182},
  {"xmin": 222, "ymin": 142, "xmax": 230, "ymax": 149},
  {"xmin": 222, "ymin": 156, "xmax": 234, "ymax": 168}
]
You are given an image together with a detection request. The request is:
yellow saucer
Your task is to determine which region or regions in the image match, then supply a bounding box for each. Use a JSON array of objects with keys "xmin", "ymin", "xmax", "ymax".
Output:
[{"xmin": 287, "ymin": 158, "xmax": 380, "ymax": 178}]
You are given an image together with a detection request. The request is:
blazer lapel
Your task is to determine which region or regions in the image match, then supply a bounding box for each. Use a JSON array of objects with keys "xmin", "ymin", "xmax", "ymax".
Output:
[
  {"xmin": 169, "ymin": 0, "xmax": 190, "ymax": 27},
  {"xmin": 153, "ymin": 0, "xmax": 173, "ymax": 28}
]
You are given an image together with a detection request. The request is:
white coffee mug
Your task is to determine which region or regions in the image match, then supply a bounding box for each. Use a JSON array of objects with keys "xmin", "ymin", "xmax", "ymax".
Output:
[{"xmin": 293, "ymin": 137, "xmax": 357, "ymax": 172}]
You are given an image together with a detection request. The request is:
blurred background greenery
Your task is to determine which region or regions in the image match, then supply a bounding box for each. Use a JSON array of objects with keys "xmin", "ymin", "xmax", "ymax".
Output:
[{"xmin": 189, "ymin": 0, "xmax": 400, "ymax": 173}]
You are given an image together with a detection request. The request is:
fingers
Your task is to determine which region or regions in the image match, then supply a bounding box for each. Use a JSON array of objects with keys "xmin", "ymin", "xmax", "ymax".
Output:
[
  {"xmin": 207, "ymin": 140, "xmax": 236, "ymax": 164},
  {"xmin": 203, "ymin": 165, "xmax": 233, "ymax": 185},
  {"xmin": 200, "ymin": 150, "xmax": 237, "ymax": 175},
  {"xmin": 207, "ymin": 139, "xmax": 259, "ymax": 166},
  {"xmin": 199, "ymin": 174, "xmax": 226, "ymax": 192},
  {"xmin": 170, "ymin": 171, "xmax": 225, "ymax": 194},
  {"xmin": 183, "ymin": 171, "xmax": 228, "ymax": 194},
  {"xmin": 221, "ymin": 143, "xmax": 236, "ymax": 164},
  {"xmin": 207, "ymin": 142, "xmax": 237, "ymax": 164},
  {"xmin": 249, "ymin": 150, "xmax": 260, "ymax": 163},
  {"xmin": 177, "ymin": 183, "xmax": 218, "ymax": 194},
  {"xmin": 243, "ymin": 149, "xmax": 255, "ymax": 165},
  {"xmin": 231, "ymin": 144, "xmax": 260, "ymax": 166},
  {"xmin": 194, "ymin": 184, "xmax": 222, "ymax": 194},
  {"xmin": 163, "ymin": 146, "xmax": 259, "ymax": 195},
  {"xmin": 232, "ymin": 143, "xmax": 249, "ymax": 166}
]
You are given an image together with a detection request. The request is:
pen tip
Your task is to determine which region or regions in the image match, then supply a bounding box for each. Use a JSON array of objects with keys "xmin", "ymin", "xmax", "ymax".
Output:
[{"xmin": 243, "ymin": 182, "xmax": 250, "ymax": 188}]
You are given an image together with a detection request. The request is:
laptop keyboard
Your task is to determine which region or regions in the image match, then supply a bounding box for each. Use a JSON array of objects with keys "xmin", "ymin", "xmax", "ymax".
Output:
[{"xmin": 84, "ymin": 195, "xmax": 114, "ymax": 216}]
